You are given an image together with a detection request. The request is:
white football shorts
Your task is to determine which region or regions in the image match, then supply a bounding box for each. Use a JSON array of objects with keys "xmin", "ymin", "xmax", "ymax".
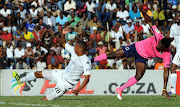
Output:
[
  {"xmin": 42, "ymin": 69, "xmax": 75, "ymax": 100},
  {"xmin": 172, "ymin": 51, "xmax": 180, "ymax": 66}
]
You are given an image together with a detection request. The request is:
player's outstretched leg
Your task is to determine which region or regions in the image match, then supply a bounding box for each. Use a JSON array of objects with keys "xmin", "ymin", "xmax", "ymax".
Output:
[
  {"xmin": 42, "ymin": 88, "xmax": 64, "ymax": 101},
  {"xmin": 42, "ymin": 76, "xmax": 72, "ymax": 101},
  {"xmin": 115, "ymin": 76, "xmax": 137, "ymax": 100},
  {"xmin": 12, "ymin": 71, "xmax": 43, "ymax": 84},
  {"xmin": 115, "ymin": 62, "xmax": 146, "ymax": 100},
  {"xmin": 12, "ymin": 71, "xmax": 21, "ymax": 84},
  {"xmin": 169, "ymin": 63, "xmax": 178, "ymax": 97}
]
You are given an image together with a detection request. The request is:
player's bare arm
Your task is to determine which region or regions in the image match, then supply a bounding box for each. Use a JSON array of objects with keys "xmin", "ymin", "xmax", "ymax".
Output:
[
  {"xmin": 138, "ymin": 3, "xmax": 152, "ymax": 27},
  {"xmin": 72, "ymin": 75, "xmax": 90, "ymax": 96},
  {"xmin": 61, "ymin": 28, "xmax": 70, "ymax": 48},
  {"xmin": 91, "ymin": 48, "xmax": 126, "ymax": 63},
  {"xmin": 106, "ymin": 48, "xmax": 125, "ymax": 59}
]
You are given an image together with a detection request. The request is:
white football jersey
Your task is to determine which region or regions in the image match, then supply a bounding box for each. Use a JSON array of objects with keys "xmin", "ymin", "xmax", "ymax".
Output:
[
  {"xmin": 170, "ymin": 23, "xmax": 180, "ymax": 52},
  {"xmin": 63, "ymin": 43, "xmax": 91, "ymax": 84}
]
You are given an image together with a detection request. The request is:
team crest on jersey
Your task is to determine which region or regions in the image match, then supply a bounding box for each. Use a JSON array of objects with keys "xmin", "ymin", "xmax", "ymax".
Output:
[
  {"xmin": 166, "ymin": 64, "xmax": 170, "ymax": 66},
  {"xmin": 86, "ymin": 68, "xmax": 91, "ymax": 72},
  {"xmin": 87, "ymin": 61, "xmax": 90, "ymax": 64}
]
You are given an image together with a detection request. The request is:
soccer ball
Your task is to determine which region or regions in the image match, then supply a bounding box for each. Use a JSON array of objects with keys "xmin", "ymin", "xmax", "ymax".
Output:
[{"xmin": 61, "ymin": 49, "xmax": 71, "ymax": 59}]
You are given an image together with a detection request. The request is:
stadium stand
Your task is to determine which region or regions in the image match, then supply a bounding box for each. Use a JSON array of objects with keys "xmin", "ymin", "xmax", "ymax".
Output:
[{"xmin": 0, "ymin": 0, "xmax": 179, "ymax": 70}]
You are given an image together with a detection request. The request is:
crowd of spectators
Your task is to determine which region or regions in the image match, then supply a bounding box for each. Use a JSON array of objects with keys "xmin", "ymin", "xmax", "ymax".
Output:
[{"xmin": 0, "ymin": 0, "xmax": 179, "ymax": 70}]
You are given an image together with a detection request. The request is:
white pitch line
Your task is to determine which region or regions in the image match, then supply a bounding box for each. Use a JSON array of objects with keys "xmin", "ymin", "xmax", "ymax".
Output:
[
  {"xmin": 0, "ymin": 101, "xmax": 5, "ymax": 104},
  {"xmin": 0, "ymin": 101, "xmax": 60, "ymax": 107},
  {"xmin": 9, "ymin": 102, "xmax": 48, "ymax": 106}
]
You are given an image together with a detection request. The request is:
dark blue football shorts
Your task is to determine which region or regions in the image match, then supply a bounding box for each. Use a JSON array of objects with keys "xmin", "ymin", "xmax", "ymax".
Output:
[{"xmin": 121, "ymin": 44, "xmax": 148, "ymax": 64}]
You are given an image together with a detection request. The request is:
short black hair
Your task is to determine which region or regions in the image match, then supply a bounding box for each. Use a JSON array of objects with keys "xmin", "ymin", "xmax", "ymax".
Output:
[
  {"xmin": 35, "ymin": 42, "xmax": 41, "ymax": 46},
  {"xmin": 17, "ymin": 43, "xmax": 22, "ymax": 47},
  {"xmin": 18, "ymin": 58, "xmax": 23, "ymax": 62},
  {"xmin": 161, "ymin": 38, "xmax": 171, "ymax": 48},
  {"xmin": 102, "ymin": 27, "xmax": 107, "ymax": 31},
  {"xmin": 77, "ymin": 41, "xmax": 87, "ymax": 52},
  {"xmin": 31, "ymin": 5, "xmax": 35, "ymax": 8}
]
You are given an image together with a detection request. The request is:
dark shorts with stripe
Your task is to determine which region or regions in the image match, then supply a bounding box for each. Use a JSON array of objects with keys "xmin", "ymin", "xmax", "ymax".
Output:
[{"xmin": 121, "ymin": 44, "xmax": 148, "ymax": 64}]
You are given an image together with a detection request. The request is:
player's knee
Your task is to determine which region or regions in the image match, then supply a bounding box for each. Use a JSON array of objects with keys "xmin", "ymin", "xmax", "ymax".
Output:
[
  {"xmin": 135, "ymin": 72, "xmax": 144, "ymax": 81},
  {"xmin": 170, "ymin": 65, "xmax": 176, "ymax": 73},
  {"xmin": 34, "ymin": 71, "xmax": 43, "ymax": 78},
  {"xmin": 47, "ymin": 90, "xmax": 63, "ymax": 101}
]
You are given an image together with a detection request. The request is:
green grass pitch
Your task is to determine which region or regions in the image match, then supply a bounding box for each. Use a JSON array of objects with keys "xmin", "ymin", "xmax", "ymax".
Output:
[{"xmin": 0, "ymin": 96, "xmax": 179, "ymax": 107}]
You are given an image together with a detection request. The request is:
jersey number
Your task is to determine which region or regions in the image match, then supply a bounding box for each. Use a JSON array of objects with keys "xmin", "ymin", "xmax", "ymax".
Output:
[
  {"xmin": 177, "ymin": 55, "xmax": 180, "ymax": 61},
  {"xmin": 55, "ymin": 86, "xmax": 61, "ymax": 94},
  {"xmin": 125, "ymin": 47, "xmax": 130, "ymax": 51}
]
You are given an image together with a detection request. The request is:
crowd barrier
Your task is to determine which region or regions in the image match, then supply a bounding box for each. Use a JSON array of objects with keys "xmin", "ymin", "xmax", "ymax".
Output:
[{"xmin": 0, "ymin": 69, "xmax": 175, "ymax": 96}]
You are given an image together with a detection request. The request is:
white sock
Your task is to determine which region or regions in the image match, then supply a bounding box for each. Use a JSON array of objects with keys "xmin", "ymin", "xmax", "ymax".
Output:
[
  {"xmin": 171, "ymin": 73, "xmax": 177, "ymax": 94},
  {"xmin": 20, "ymin": 72, "xmax": 36, "ymax": 83}
]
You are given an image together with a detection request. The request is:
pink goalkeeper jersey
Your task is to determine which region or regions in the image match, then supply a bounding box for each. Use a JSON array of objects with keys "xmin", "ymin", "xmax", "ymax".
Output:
[{"xmin": 135, "ymin": 25, "xmax": 171, "ymax": 67}]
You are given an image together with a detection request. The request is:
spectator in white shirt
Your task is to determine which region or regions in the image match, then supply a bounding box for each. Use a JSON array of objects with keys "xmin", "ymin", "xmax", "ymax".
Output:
[
  {"xmin": 14, "ymin": 43, "xmax": 25, "ymax": 59},
  {"xmin": 0, "ymin": 5, "xmax": 11, "ymax": 18},
  {"xmin": 31, "ymin": 0, "xmax": 44, "ymax": 10},
  {"xmin": 86, "ymin": 0, "xmax": 95, "ymax": 20},
  {"xmin": 17, "ymin": 5, "xmax": 27, "ymax": 19},
  {"xmin": 29, "ymin": 5, "xmax": 39, "ymax": 22},
  {"xmin": 64, "ymin": 0, "xmax": 76, "ymax": 14},
  {"xmin": 37, "ymin": 57, "xmax": 47, "ymax": 70},
  {"xmin": 31, "ymin": 0, "xmax": 39, "ymax": 8},
  {"xmin": 16, "ymin": 58, "xmax": 28, "ymax": 69},
  {"xmin": 116, "ymin": 5, "xmax": 129, "ymax": 25},
  {"xmin": 6, "ymin": 43, "xmax": 13, "ymax": 57},
  {"xmin": 38, "ymin": 0, "xmax": 44, "ymax": 7},
  {"xmin": 43, "ymin": 11, "xmax": 56, "ymax": 28},
  {"xmin": 31, "ymin": 0, "xmax": 44, "ymax": 17},
  {"xmin": 33, "ymin": 43, "xmax": 48, "ymax": 59},
  {"xmin": 6, "ymin": 43, "xmax": 14, "ymax": 68},
  {"xmin": 141, "ymin": 18, "xmax": 150, "ymax": 39},
  {"xmin": 116, "ymin": 19, "xmax": 124, "ymax": 35},
  {"xmin": 127, "ymin": 35, "xmax": 135, "ymax": 45},
  {"xmin": 106, "ymin": 0, "xmax": 117, "ymax": 20},
  {"xmin": 111, "ymin": 26, "xmax": 124, "ymax": 50},
  {"xmin": 123, "ymin": 19, "xmax": 135, "ymax": 41}
]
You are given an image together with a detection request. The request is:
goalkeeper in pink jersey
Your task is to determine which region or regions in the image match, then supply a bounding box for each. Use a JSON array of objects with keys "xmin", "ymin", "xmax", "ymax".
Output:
[{"xmin": 91, "ymin": 4, "xmax": 172, "ymax": 100}]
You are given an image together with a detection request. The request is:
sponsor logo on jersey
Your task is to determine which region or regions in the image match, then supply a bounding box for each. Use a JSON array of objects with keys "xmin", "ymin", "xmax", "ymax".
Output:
[{"xmin": 87, "ymin": 61, "xmax": 90, "ymax": 64}]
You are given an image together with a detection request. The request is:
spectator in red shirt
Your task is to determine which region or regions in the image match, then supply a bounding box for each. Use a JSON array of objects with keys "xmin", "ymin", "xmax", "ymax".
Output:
[
  {"xmin": 47, "ymin": 50, "xmax": 62, "ymax": 69},
  {"xmin": 96, "ymin": 41, "xmax": 107, "ymax": 55},
  {"xmin": 99, "ymin": 60, "xmax": 108, "ymax": 69},
  {"xmin": 90, "ymin": 27, "xmax": 102, "ymax": 47},
  {"xmin": 57, "ymin": 54, "xmax": 65, "ymax": 69},
  {"xmin": 53, "ymin": 34, "xmax": 61, "ymax": 44},
  {"xmin": 1, "ymin": 27, "xmax": 13, "ymax": 48},
  {"xmin": 134, "ymin": 20, "xmax": 143, "ymax": 41},
  {"xmin": 96, "ymin": 41, "xmax": 108, "ymax": 69},
  {"xmin": 32, "ymin": 24, "xmax": 44, "ymax": 42}
]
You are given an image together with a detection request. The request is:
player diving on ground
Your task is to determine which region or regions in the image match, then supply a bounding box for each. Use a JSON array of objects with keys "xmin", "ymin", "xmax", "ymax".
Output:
[
  {"xmin": 13, "ymin": 28, "xmax": 91, "ymax": 101},
  {"xmin": 91, "ymin": 4, "xmax": 172, "ymax": 100}
]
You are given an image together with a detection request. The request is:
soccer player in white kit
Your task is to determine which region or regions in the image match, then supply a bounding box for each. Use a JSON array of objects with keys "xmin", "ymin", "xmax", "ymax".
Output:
[
  {"xmin": 169, "ymin": 12, "xmax": 180, "ymax": 96},
  {"xmin": 12, "ymin": 28, "xmax": 91, "ymax": 101}
]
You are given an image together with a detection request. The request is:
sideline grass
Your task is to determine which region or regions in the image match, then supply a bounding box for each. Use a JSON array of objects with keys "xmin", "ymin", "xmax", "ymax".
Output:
[{"xmin": 0, "ymin": 96, "xmax": 179, "ymax": 107}]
